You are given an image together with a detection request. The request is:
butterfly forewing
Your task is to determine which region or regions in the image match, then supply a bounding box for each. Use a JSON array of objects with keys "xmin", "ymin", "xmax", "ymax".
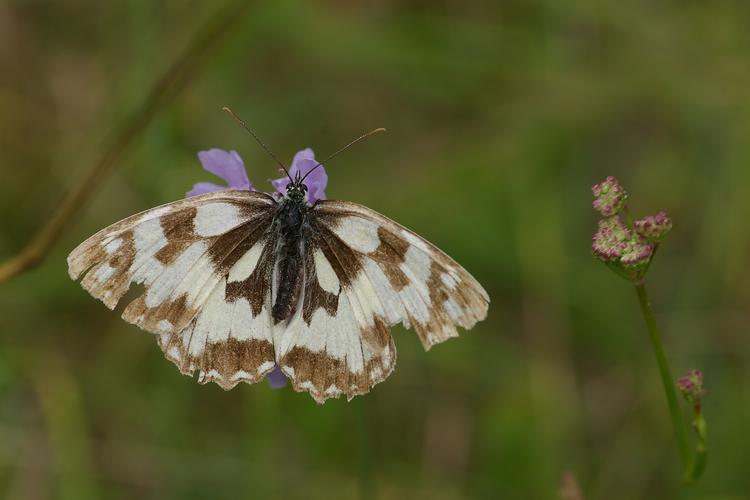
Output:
[{"xmin": 312, "ymin": 200, "xmax": 489, "ymax": 348}]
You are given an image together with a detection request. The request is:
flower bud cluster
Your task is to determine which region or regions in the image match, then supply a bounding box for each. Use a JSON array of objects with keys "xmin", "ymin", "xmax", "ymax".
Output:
[
  {"xmin": 678, "ymin": 369, "xmax": 705, "ymax": 404},
  {"xmin": 634, "ymin": 212, "xmax": 672, "ymax": 241},
  {"xmin": 592, "ymin": 176, "xmax": 627, "ymax": 216},
  {"xmin": 591, "ymin": 177, "xmax": 665, "ymax": 272}
]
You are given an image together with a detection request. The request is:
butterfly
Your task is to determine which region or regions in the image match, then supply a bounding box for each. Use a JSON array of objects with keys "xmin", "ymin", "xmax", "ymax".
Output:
[{"xmin": 67, "ymin": 118, "xmax": 489, "ymax": 403}]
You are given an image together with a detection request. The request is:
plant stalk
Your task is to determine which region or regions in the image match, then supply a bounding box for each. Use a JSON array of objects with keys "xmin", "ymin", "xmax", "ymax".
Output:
[{"xmin": 633, "ymin": 282, "xmax": 691, "ymax": 477}]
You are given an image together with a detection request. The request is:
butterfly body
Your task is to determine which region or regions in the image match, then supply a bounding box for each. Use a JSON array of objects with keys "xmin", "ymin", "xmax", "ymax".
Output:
[
  {"xmin": 69, "ymin": 180, "xmax": 489, "ymax": 403},
  {"xmin": 272, "ymin": 184, "xmax": 310, "ymax": 322}
]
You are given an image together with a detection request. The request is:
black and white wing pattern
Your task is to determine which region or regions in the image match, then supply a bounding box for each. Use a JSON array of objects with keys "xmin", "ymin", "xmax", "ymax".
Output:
[
  {"xmin": 68, "ymin": 190, "xmax": 280, "ymax": 388},
  {"xmin": 68, "ymin": 192, "xmax": 489, "ymax": 403},
  {"xmin": 274, "ymin": 200, "xmax": 489, "ymax": 403}
]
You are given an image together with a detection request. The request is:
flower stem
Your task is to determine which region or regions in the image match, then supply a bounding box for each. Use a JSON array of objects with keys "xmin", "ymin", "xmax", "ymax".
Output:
[{"xmin": 633, "ymin": 282, "xmax": 691, "ymax": 477}]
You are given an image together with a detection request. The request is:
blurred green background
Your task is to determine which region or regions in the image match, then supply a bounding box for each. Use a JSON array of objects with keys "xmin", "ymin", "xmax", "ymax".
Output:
[{"xmin": 1, "ymin": 1, "xmax": 749, "ymax": 499}]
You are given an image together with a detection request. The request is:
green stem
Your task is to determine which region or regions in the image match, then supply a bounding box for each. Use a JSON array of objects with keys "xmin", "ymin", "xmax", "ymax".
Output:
[
  {"xmin": 634, "ymin": 282, "xmax": 691, "ymax": 478},
  {"xmin": 687, "ymin": 406, "xmax": 707, "ymax": 480}
]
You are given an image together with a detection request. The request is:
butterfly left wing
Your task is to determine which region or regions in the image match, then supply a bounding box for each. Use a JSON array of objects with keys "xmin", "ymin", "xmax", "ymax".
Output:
[
  {"xmin": 273, "ymin": 200, "xmax": 489, "ymax": 403},
  {"xmin": 68, "ymin": 190, "xmax": 280, "ymax": 387}
]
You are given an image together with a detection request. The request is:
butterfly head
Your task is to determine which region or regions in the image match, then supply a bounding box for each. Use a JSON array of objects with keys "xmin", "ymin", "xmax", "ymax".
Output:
[{"xmin": 285, "ymin": 174, "xmax": 308, "ymax": 204}]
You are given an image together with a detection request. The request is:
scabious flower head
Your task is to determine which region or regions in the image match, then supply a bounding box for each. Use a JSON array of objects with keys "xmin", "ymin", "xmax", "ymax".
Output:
[
  {"xmin": 592, "ymin": 176, "xmax": 627, "ymax": 216},
  {"xmin": 187, "ymin": 147, "xmax": 329, "ymax": 388},
  {"xmin": 270, "ymin": 148, "xmax": 327, "ymax": 205},
  {"xmin": 635, "ymin": 211, "xmax": 672, "ymax": 242},
  {"xmin": 678, "ymin": 369, "xmax": 705, "ymax": 404}
]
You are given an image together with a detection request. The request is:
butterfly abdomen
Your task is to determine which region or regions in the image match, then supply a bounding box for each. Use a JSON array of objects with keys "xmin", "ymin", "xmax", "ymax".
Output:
[{"xmin": 271, "ymin": 199, "xmax": 307, "ymax": 323}]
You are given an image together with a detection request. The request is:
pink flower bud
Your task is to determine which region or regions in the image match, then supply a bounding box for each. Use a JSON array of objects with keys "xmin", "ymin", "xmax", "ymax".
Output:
[
  {"xmin": 592, "ymin": 176, "xmax": 627, "ymax": 216},
  {"xmin": 635, "ymin": 211, "xmax": 672, "ymax": 242},
  {"xmin": 592, "ymin": 216, "xmax": 630, "ymax": 262},
  {"xmin": 678, "ymin": 369, "xmax": 705, "ymax": 404}
]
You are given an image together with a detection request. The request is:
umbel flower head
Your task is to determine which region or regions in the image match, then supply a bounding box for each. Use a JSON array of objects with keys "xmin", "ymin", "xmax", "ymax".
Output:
[
  {"xmin": 590, "ymin": 176, "xmax": 671, "ymax": 282},
  {"xmin": 187, "ymin": 147, "xmax": 329, "ymax": 387}
]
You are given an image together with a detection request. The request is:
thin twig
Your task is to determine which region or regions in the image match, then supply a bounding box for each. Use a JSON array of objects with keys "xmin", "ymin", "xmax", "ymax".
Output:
[{"xmin": 0, "ymin": 1, "xmax": 252, "ymax": 284}]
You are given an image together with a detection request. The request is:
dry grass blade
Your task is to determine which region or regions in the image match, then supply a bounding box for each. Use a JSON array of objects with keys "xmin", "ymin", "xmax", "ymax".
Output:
[{"xmin": 0, "ymin": 0, "xmax": 252, "ymax": 285}]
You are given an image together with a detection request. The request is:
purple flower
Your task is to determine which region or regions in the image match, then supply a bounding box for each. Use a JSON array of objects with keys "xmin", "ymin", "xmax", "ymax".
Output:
[
  {"xmin": 271, "ymin": 148, "xmax": 327, "ymax": 205},
  {"xmin": 187, "ymin": 149, "xmax": 253, "ymax": 196},
  {"xmin": 635, "ymin": 211, "xmax": 673, "ymax": 242},
  {"xmin": 592, "ymin": 176, "xmax": 627, "ymax": 216},
  {"xmin": 678, "ymin": 369, "xmax": 705, "ymax": 404},
  {"xmin": 266, "ymin": 366, "xmax": 288, "ymax": 388},
  {"xmin": 186, "ymin": 147, "xmax": 329, "ymax": 388}
]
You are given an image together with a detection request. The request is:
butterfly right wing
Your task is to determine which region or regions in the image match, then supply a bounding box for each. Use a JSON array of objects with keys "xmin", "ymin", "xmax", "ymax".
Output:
[
  {"xmin": 272, "ymin": 200, "xmax": 489, "ymax": 403},
  {"xmin": 68, "ymin": 190, "xmax": 280, "ymax": 387}
]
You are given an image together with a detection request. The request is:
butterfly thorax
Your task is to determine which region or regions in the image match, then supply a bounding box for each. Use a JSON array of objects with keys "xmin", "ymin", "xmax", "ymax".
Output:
[{"xmin": 271, "ymin": 183, "xmax": 310, "ymax": 323}]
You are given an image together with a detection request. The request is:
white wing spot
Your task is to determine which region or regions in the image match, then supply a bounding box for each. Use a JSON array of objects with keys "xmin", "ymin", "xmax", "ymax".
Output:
[
  {"xmin": 330, "ymin": 216, "xmax": 381, "ymax": 253},
  {"xmin": 145, "ymin": 241, "xmax": 208, "ymax": 308},
  {"xmin": 402, "ymin": 244, "xmax": 432, "ymax": 283},
  {"xmin": 157, "ymin": 319, "xmax": 174, "ymax": 333},
  {"xmin": 299, "ymin": 381, "xmax": 315, "ymax": 391},
  {"xmin": 137, "ymin": 206, "xmax": 171, "ymax": 223},
  {"xmin": 398, "ymin": 282, "xmax": 431, "ymax": 325},
  {"xmin": 314, "ymin": 249, "xmax": 340, "ymax": 295},
  {"xmin": 401, "ymin": 229, "xmax": 431, "ymax": 253},
  {"xmin": 440, "ymin": 271, "xmax": 459, "ymax": 290},
  {"xmin": 194, "ymin": 202, "xmax": 241, "ymax": 237},
  {"xmin": 443, "ymin": 297, "xmax": 462, "ymax": 321},
  {"xmin": 103, "ymin": 238, "xmax": 123, "ymax": 255},
  {"xmin": 324, "ymin": 384, "xmax": 340, "ymax": 396},
  {"xmin": 93, "ymin": 263, "xmax": 115, "ymax": 283},
  {"xmin": 228, "ymin": 241, "xmax": 265, "ymax": 282},
  {"xmin": 232, "ymin": 370, "xmax": 252, "ymax": 381},
  {"xmin": 257, "ymin": 361, "xmax": 275, "ymax": 374}
]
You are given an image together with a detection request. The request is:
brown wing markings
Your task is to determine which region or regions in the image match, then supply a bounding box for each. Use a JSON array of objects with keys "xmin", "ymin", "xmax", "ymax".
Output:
[
  {"xmin": 122, "ymin": 213, "xmax": 273, "ymax": 335},
  {"xmin": 154, "ymin": 207, "xmax": 198, "ymax": 265},
  {"xmin": 224, "ymin": 227, "xmax": 277, "ymax": 316},
  {"xmin": 314, "ymin": 224, "xmax": 394, "ymax": 388},
  {"xmin": 300, "ymin": 232, "xmax": 340, "ymax": 325},
  {"xmin": 313, "ymin": 200, "xmax": 489, "ymax": 350}
]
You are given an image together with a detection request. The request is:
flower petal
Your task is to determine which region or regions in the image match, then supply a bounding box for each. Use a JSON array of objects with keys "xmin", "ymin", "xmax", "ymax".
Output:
[
  {"xmin": 270, "ymin": 148, "xmax": 328, "ymax": 204},
  {"xmin": 197, "ymin": 149, "xmax": 252, "ymax": 190},
  {"xmin": 270, "ymin": 170, "xmax": 292, "ymax": 194},
  {"xmin": 186, "ymin": 182, "xmax": 227, "ymax": 198},
  {"xmin": 266, "ymin": 365, "xmax": 288, "ymax": 388}
]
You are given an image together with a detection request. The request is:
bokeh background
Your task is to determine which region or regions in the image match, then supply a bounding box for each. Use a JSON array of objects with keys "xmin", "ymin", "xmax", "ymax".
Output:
[{"xmin": 1, "ymin": 1, "xmax": 749, "ymax": 499}]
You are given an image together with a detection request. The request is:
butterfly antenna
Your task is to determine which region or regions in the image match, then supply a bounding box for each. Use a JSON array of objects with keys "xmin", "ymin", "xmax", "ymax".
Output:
[
  {"xmin": 222, "ymin": 106, "xmax": 293, "ymax": 182},
  {"xmin": 300, "ymin": 127, "xmax": 386, "ymax": 183}
]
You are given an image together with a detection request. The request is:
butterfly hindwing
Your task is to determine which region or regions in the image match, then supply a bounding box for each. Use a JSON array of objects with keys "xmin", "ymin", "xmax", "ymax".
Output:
[{"xmin": 272, "ymin": 227, "xmax": 397, "ymax": 402}]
